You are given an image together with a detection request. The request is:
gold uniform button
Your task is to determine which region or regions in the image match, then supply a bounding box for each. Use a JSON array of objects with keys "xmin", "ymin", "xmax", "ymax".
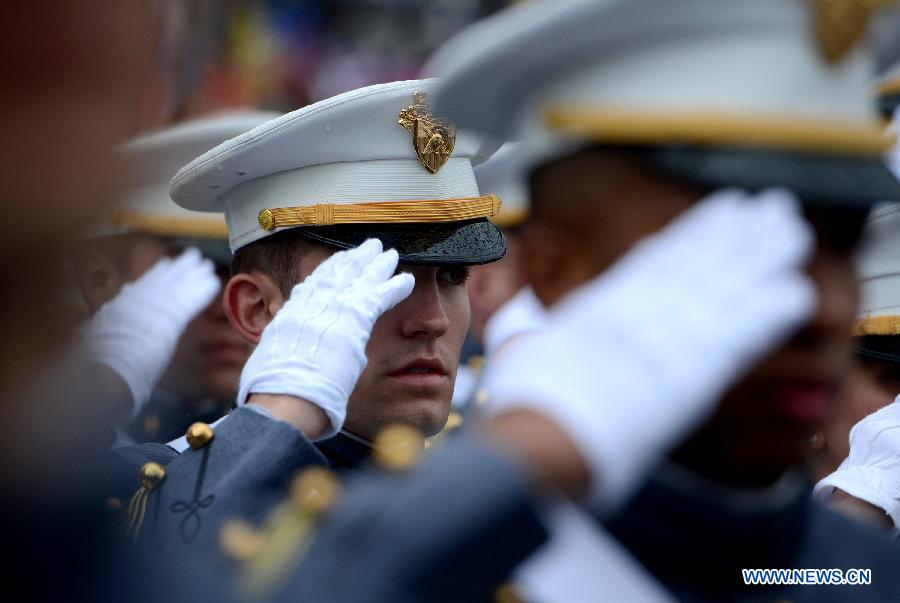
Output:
[
  {"xmin": 495, "ymin": 583, "xmax": 524, "ymax": 603},
  {"xmin": 466, "ymin": 355, "xmax": 484, "ymax": 373},
  {"xmin": 373, "ymin": 424, "xmax": 424, "ymax": 471},
  {"xmin": 186, "ymin": 422, "xmax": 215, "ymax": 450},
  {"xmin": 258, "ymin": 209, "xmax": 275, "ymax": 231},
  {"xmin": 139, "ymin": 462, "xmax": 166, "ymax": 491},
  {"xmin": 143, "ymin": 414, "xmax": 161, "ymax": 437},
  {"xmin": 220, "ymin": 519, "xmax": 264, "ymax": 561},
  {"xmin": 290, "ymin": 467, "xmax": 341, "ymax": 515},
  {"xmin": 444, "ymin": 411, "xmax": 464, "ymax": 431}
]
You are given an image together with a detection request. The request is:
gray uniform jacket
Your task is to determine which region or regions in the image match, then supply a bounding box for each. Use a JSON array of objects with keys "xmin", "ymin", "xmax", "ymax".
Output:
[{"xmin": 108, "ymin": 406, "xmax": 549, "ymax": 602}]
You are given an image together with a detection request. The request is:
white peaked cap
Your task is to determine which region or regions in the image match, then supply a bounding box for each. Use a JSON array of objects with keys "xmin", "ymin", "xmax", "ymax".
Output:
[
  {"xmin": 170, "ymin": 80, "xmax": 506, "ymax": 261},
  {"xmin": 474, "ymin": 143, "xmax": 530, "ymax": 228},
  {"xmin": 108, "ymin": 111, "xmax": 280, "ymax": 239},
  {"xmin": 428, "ymin": 0, "xmax": 900, "ymax": 206},
  {"xmin": 856, "ymin": 113, "xmax": 900, "ymax": 336}
]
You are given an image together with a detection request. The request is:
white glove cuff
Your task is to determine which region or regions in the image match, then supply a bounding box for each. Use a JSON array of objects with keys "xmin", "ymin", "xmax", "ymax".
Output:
[
  {"xmin": 237, "ymin": 372, "xmax": 346, "ymax": 441},
  {"xmin": 814, "ymin": 467, "xmax": 899, "ymax": 528}
]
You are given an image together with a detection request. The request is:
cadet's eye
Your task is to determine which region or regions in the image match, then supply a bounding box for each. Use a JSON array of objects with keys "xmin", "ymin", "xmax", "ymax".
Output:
[{"xmin": 437, "ymin": 266, "xmax": 470, "ymax": 286}]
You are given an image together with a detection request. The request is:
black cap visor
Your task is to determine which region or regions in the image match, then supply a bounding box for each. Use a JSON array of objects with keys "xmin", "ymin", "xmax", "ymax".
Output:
[
  {"xmin": 295, "ymin": 217, "xmax": 507, "ymax": 265},
  {"xmin": 856, "ymin": 335, "xmax": 900, "ymax": 365},
  {"xmin": 638, "ymin": 145, "xmax": 900, "ymax": 208}
]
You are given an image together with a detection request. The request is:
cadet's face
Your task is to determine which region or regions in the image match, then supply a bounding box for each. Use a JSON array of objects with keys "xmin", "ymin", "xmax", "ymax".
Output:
[
  {"xmin": 529, "ymin": 149, "xmax": 866, "ymax": 484},
  {"xmin": 160, "ymin": 265, "xmax": 252, "ymax": 406},
  {"xmin": 293, "ymin": 246, "xmax": 471, "ymax": 439},
  {"xmin": 689, "ymin": 208, "xmax": 864, "ymax": 482},
  {"xmin": 123, "ymin": 236, "xmax": 251, "ymax": 406},
  {"xmin": 466, "ymin": 234, "xmax": 527, "ymax": 343}
]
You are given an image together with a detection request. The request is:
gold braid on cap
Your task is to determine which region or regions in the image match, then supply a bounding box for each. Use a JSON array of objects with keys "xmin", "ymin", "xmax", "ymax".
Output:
[
  {"xmin": 854, "ymin": 315, "xmax": 900, "ymax": 336},
  {"xmin": 258, "ymin": 195, "xmax": 501, "ymax": 231}
]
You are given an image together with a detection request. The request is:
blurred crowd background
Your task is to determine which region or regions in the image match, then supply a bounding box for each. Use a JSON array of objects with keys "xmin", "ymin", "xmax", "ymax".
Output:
[{"xmin": 151, "ymin": 0, "xmax": 509, "ymax": 127}]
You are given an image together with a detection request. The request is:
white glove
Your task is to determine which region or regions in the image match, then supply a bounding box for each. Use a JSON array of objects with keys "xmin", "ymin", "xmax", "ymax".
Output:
[
  {"xmin": 483, "ymin": 287, "xmax": 548, "ymax": 358},
  {"xmin": 814, "ymin": 398, "xmax": 900, "ymax": 528},
  {"xmin": 483, "ymin": 188, "xmax": 816, "ymax": 511},
  {"xmin": 237, "ymin": 239, "xmax": 415, "ymax": 440},
  {"xmin": 84, "ymin": 248, "xmax": 221, "ymax": 417}
]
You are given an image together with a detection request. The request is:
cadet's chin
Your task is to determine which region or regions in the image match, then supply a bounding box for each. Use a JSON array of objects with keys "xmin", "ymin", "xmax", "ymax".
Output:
[
  {"xmin": 673, "ymin": 418, "xmax": 819, "ymax": 486},
  {"xmin": 389, "ymin": 397, "xmax": 451, "ymax": 438},
  {"xmin": 344, "ymin": 395, "xmax": 451, "ymax": 440}
]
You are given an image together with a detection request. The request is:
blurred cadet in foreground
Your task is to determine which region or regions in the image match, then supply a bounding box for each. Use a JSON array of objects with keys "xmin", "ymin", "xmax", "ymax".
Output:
[
  {"xmin": 430, "ymin": 0, "xmax": 900, "ymax": 600},
  {"xmin": 75, "ymin": 112, "xmax": 274, "ymax": 445},
  {"xmin": 0, "ymin": 3, "xmax": 164, "ymax": 600},
  {"xmin": 454, "ymin": 142, "xmax": 547, "ymax": 410}
]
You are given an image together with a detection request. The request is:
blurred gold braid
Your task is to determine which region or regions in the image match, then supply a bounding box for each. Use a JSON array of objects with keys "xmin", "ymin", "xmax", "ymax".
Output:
[{"xmin": 810, "ymin": 0, "xmax": 897, "ymax": 63}]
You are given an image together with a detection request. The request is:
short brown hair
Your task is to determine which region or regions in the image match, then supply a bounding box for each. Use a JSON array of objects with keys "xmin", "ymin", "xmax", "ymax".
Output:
[{"xmin": 231, "ymin": 229, "xmax": 315, "ymax": 297}]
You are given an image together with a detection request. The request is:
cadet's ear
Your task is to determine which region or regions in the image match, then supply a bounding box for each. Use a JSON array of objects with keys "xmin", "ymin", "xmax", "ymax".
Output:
[
  {"xmin": 223, "ymin": 272, "xmax": 284, "ymax": 344},
  {"xmin": 74, "ymin": 248, "xmax": 125, "ymax": 312}
]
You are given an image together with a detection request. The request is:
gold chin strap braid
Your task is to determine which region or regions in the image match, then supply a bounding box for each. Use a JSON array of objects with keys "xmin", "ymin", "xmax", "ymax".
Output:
[
  {"xmin": 258, "ymin": 194, "xmax": 501, "ymax": 231},
  {"xmin": 124, "ymin": 462, "xmax": 166, "ymax": 542}
]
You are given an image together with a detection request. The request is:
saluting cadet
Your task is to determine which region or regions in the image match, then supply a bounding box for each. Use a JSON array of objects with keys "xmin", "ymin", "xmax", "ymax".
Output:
[
  {"xmin": 429, "ymin": 0, "xmax": 900, "ymax": 600},
  {"xmin": 108, "ymin": 78, "xmax": 508, "ymax": 548},
  {"xmin": 76, "ymin": 112, "xmax": 274, "ymax": 445}
]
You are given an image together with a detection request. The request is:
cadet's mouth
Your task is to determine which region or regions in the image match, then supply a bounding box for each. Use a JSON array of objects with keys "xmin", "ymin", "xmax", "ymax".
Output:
[
  {"xmin": 765, "ymin": 380, "xmax": 836, "ymax": 427},
  {"xmin": 387, "ymin": 358, "xmax": 449, "ymax": 387}
]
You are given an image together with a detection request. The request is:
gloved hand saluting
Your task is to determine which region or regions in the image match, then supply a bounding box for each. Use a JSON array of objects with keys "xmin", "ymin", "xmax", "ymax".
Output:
[
  {"xmin": 483, "ymin": 188, "xmax": 816, "ymax": 511},
  {"xmin": 84, "ymin": 248, "xmax": 221, "ymax": 417},
  {"xmin": 237, "ymin": 239, "xmax": 415, "ymax": 440},
  {"xmin": 815, "ymin": 397, "xmax": 900, "ymax": 529}
]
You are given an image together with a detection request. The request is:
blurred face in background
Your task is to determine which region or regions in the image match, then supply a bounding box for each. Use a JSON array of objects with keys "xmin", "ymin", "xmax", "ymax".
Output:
[
  {"xmin": 679, "ymin": 207, "xmax": 864, "ymax": 485},
  {"xmin": 466, "ymin": 233, "xmax": 527, "ymax": 343},
  {"xmin": 526, "ymin": 146, "xmax": 866, "ymax": 487},
  {"xmin": 76, "ymin": 233, "xmax": 249, "ymax": 406},
  {"xmin": 160, "ymin": 262, "xmax": 251, "ymax": 406}
]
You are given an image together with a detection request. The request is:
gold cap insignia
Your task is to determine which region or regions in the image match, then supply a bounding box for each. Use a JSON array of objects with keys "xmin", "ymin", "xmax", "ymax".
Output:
[
  {"xmin": 398, "ymin": 92, "xmax": 456, "ymax": 174},
  {"xmin": 810, "ymin": 0, "xmax": 895, "ymax": 64}
]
